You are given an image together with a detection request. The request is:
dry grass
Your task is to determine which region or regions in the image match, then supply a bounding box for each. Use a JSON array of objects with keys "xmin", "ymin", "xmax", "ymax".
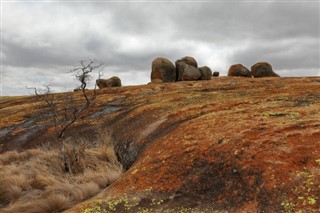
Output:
[{"xmin": 0, "ymin": 130, "xmax": 123, "ymax": 213}]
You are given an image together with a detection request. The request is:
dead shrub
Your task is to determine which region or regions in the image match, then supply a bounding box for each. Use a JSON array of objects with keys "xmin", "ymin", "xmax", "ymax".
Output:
[{"xmin": 61, "ymin": 140, "xmax": 86, "ymax": 175}]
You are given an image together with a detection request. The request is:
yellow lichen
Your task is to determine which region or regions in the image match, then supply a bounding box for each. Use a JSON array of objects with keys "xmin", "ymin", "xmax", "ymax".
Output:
[
  {"xmin": 131, "ymin": 168, "xmax": 139, "ymax": 175},
  {"xmin": 83, "ymin": 206, "xmax": 102, "ymax": 213},
  {"xmin": 307, "ymin": 196, "xmax": 317, "ymax": 205}
]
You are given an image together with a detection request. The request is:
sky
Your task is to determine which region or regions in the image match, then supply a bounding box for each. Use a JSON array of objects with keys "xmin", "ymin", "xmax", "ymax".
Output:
[{"xmin": 1, "ymin": 0, "xmax": 320, "ymax": 96}]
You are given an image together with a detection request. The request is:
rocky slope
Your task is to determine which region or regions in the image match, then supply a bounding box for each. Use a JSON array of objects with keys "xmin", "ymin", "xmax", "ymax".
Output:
[{"xmin": 1, "ymin": 77, "xmax": 320, "ymax": 212}]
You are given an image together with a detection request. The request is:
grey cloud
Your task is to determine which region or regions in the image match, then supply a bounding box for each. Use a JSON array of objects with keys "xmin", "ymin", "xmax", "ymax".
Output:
[
  {"xmin": 2, "ymin": 1, "xmax": 319, "ymax": 96},
  {"xmin": 229, "ymin": 37, "xmax": 319, "ymax": 71}
]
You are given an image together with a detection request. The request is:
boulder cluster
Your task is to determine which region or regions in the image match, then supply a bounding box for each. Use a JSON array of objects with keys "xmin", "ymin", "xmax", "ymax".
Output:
[
  {"xmin": 94, "ymin": 57, "xmax": 280, "ymax": 91},
  {"xmin": 151, "ymin": 56, "xmax": 279, "ymax": 83},
  {"xmin": 151, "ymin": 56, "xmax": 218, "ymax": 83},
  {"xmin": 228, "ymin": 62, "xmax": 280, "ymax": 78}
]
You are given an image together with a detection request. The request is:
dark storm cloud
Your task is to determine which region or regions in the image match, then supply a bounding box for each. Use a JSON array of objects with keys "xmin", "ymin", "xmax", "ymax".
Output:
[{"xmin": 1, "ymin": 1, "xmax": 319, "ymax": 96}]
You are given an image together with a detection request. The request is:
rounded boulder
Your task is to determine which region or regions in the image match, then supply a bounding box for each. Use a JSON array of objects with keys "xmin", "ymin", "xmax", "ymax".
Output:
[
  {"xmin": 175, "ymin": 56, "xmax": 198, "ymax": 81},
  {"xmin": 228, "ymin": 64, "xmax": 251, "ymax": 77},
  {"xmin": 96, "ymin": 76, "xmax": 122, "ymax": 89},
  {"xmin": 198, "ymin": 66, "xmax": 212, "ymax": 80},
  {"xmin": 251, "ymin": 62, "xmax": 280, "ymax": 78},
  {"xmin": 212, "ymin": 71, "xmax": 220, "ymax": 77},
  {"xmin": 182, "ymin": 64, "xmax": 201, "ymax": 81},
  {"xmin": 151, "ymin": 57, "xmax": 176, "ymax": 83}
]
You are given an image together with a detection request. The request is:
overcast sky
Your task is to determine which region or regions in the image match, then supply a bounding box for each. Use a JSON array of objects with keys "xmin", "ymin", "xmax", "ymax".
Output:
[{"xmin": 1, "ymin": 1, "xmax": 319, "ymax": 96}]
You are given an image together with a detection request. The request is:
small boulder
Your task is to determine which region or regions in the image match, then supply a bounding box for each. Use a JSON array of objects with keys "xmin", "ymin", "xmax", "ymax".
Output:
[
  {"xmin": 182, "ymin": 64, "xmax": 201, "ymax": 81},
  {"xmin": 251, "ymin": 62, "xmax": 280, "ymax": 78},
  {"xmin": 212, "ymin": 71, "xmax": 220, "ymax": 77},
  {"xmin": 151, "ymin": 57, "xmax": 176, "ymax": 83},
  {"xmin": 228, "ymin": 64, "xmax": 251, "ymax": 77},
  {"xmin": 96, "ymin": 76, "xmax": 122, "ymax": 89},
  {"xmin": 198, "ymin": 66, "xmax": 212, "ymax": 80},
  {"xmin": 175, "ymin": 56, "xmax": 198, "ymax": 81}
]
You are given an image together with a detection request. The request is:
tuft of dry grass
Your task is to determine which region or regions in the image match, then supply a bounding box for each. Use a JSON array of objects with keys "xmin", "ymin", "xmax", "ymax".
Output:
[
  {"xmin": 0, "ymin": 130, "xmax": 123, "ymax": 213},
  {"xmin": 7, "ymin": 194, "xmax": 73, "ymax": 213},
  {"xmin": 0, "ymin": 149, "xmax": 42, "ymax": 165}
]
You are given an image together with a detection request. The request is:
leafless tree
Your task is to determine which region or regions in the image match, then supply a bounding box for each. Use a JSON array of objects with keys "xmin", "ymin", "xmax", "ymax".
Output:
[
  {"xmin": 27, "ymin": 59, "xmax": 104, "ymax": 174},
  {"xmin": 27, "ymin": 59, "xmax": 103, "ymax": 139}
]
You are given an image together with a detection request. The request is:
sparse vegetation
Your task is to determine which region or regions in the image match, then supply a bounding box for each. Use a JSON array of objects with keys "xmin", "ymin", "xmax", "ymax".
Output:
[
  {"xmin": 0, "ymin": 130, "xmax": 122, "ymax": 213},
  {"xmin": 26, "ymin": 59, "xmax": 105, "ymax": 174}
]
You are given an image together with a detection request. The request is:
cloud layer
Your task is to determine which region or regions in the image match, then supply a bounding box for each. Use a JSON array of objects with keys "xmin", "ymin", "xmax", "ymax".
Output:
[{"xmin": 2, "ymin": 1, "xmax": 319, "ymax": 95}]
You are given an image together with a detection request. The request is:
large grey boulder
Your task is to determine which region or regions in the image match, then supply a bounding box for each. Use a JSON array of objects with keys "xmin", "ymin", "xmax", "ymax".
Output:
[
  {"xmin": 151, "ymin": 57, "xmax": 176, "ymax": 83},
  {"xmin": 228, "ymin": 64, "xmax": 251, "ymax": 77},
  {"xmin": 175, "ymin": 56, "xmax": 198, "ymax": 81},
  {"xmin": 251, "ymin": 62, "xmax": 280, "ymax": 78},
  {"xmin": 198, "ymin": 66, "xmax": 212, "ymax": 80}
]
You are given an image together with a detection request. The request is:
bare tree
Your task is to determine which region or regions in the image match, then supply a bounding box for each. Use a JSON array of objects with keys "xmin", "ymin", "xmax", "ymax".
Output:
[
  {"xmin": 27, "ymin": 59, "xmax": 103, "ymax": 139},
  {"xmin": 27, "ymin": 59, "xmax": 104, "ymax": 174}
]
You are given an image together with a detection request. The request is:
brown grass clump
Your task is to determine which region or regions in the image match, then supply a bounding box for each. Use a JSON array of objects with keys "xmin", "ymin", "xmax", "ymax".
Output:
[
  {"xmin": 31, "ymin": 194, "xmax": 72, "ymax": 213},
  {"xmin": 0, "ymin": 149, "xmax": 42, "ymax": 165},
  {"xmin": 0, "ymin": 130, "xmax": 123, "ymax": 213},
  {"xmin": 7, "ymin": 194, "xmax": 72, "ymax": 213}
]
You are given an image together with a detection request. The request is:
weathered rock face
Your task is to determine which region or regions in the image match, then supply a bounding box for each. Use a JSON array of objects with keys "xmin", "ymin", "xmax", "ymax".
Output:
[
  {"xmin": 251, "ymin": 62, "xmax": 280, "ymax": 78},
  {"xmin": 2, "ymin": 77, "xmax": 320, "ymax": 213},
  {"xmin": 96, "ymin": 76, "xmax": 122, "ymax": 89},
  {"xmin": 228, "ymin": 64, "xmax": 252, "ymax": 77},
  {"xmin": 175, "ymin": 56, "xmax": 198, "ymax": 81},
  {"xmin": 151, "ymin": 57, "xmax": 176, "ymax": 83},
  {"xmin": 182, "ymin": 64, "xmax": 201, "ymax": 81},
  {"xmin": 198, "ymin": 66, "xmax": 212, "ymax": 80},
  {"xmin": 212, "ymin": 71, "xmax": 220, "ymax": 77}
]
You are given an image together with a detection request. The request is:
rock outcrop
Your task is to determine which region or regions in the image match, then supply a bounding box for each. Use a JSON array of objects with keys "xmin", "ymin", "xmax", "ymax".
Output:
[
  {"xmin": 251, "ymin": 62, "xmax": 280, "ymax": 78},
  {"xmin": 228, "ymin": 64, "xmax": 251, "ymax": 77},
  {"xmin": 2, "ymin": 77, "xmax": 320, "ymax": 213},
  {"xmin": 96, "ymin": 76, "xmax": 122, "ymax": 89},
  {"xmin": 151, "ymin": 57, "xmax": 176, "ymax": 83},
  {"xmin": 198, "ymin": 66, "xmax": 212, "ymax": 80}
]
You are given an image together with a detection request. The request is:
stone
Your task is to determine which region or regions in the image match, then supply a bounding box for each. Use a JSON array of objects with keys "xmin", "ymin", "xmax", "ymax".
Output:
[
  {"xmin": 198, "ymin": 66, "xmax": 212, "ymax": 80},
  {"xmin": 176, "ymin": 62, "xmax": 187, "ymax": 81},
  {"xmin": 228, "ymin": 64, "xmax": 251, "ymax": 77},
  {"xmin": 96, "ymin": 76, "xmax": 122, "ymax": 89},
  {"xmin": 251, "ymin": 62, "xmax": 280, "ymax": 78},
  {"xmin": 151, "ymin": 57, "xmax": 176, "ymax": 83},
  {"xmin": 175, "ymin": 56, "xmax": 198, "ymax": 81},
  {"xmin": 182, "ymin": 64, "xmax": 201, "ymax": 81},
  {"xmin": 212, "ymin": 71, "xmax": 220, "ymax": 77}
]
